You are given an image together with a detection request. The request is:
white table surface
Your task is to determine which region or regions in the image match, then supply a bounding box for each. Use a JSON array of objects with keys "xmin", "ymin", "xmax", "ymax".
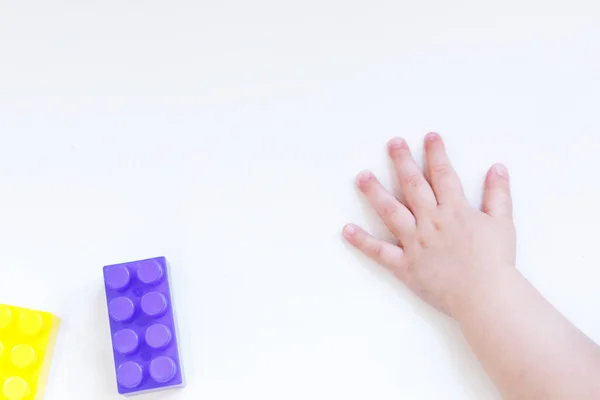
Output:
[{"xmin": 1, "ymin": 1, "xmax": 599, "ymax": 399}]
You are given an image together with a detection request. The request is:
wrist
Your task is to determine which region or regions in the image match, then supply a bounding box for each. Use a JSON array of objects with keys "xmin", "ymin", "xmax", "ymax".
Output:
[{"xmin": 448, "ymin": 265, "xmax": 523, "ymax": 323}]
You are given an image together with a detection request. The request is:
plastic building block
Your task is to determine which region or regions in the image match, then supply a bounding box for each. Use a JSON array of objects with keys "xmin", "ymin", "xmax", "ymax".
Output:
[
  {"xmin": 0, "ymin": 304, "xmax": 60, "ymax": 400},
  {"xmin": 103, "ymin": 257, "xmax": 184, "ymax": 396}
]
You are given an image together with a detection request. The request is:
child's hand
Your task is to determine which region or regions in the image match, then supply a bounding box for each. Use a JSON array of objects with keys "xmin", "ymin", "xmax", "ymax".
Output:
[
  {"xmin": 344, "ymin": 133, "xmax": 600, "ymax": 398},
  {"xmin": 343, "ymin": 133, "xmax": 515, "ymax": 316}
]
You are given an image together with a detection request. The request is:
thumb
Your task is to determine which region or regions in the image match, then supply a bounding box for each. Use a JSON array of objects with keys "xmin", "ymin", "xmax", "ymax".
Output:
[{"xmin": 482, "ymin": 163, "xmax": 513, "ymax": 218}]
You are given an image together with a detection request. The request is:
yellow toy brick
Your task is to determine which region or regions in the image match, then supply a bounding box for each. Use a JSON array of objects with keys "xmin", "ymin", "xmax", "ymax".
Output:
[{"xmin": 0, "ymin": 305, "xmax": 60, "ymax": 400}]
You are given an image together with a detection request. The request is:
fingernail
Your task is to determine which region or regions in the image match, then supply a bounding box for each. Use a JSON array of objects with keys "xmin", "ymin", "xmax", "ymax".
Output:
[
  {"xmin": 388, "ymin": 137, "xmax": 405, "ymax": 150},
  {"xmin": 343, "ymin": 224, "xmax": 356, "ymax": 237},
  {"xmin": 494, "ymin": 163, "xmax": 509, "ymax": 178},
  {"xmin": 425, "ymin": 132, "xmax": 440, "ymax": 142},
  {"xmin": 356, "ymin": 170, "xmax": 373, "ymax": 185}
]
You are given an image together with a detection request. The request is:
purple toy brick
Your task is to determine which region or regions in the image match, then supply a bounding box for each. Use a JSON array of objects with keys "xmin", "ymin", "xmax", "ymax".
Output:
[{"xmin": 103, "ymin": 257, "xmax": 184, "ymax": 396}]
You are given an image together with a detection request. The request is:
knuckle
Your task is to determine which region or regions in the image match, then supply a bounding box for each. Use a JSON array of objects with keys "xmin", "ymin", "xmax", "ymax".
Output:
[
  {"xmin": 372, "ymin": 243, "xmax": 384, "ymax": 259},
  {"xmin": 432, "ymin": 163, "xmax": 453, "ymax": 177},
  {"xmin": 401, "ymin": 173, "xmax": 423, "ymax": 189},
  {"xmin": 452, "ymin": 205, "xmax": 469, "ymax": 221},
  {"xmin": 381, "ymin": 204, "xmax": 398, "ymax": 219}
]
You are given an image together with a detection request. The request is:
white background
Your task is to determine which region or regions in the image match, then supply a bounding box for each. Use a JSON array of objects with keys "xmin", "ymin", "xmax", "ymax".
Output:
[{"xmin": 0, "ymin": 1, "xmax": 599, "ymax": 399}]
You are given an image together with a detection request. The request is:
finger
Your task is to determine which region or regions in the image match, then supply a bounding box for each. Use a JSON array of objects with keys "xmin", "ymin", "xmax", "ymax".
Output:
[
  {"xmin": 482, "ymin": 163, "xmax": 513, "ymax": 218},
  {"xmin": 356, "ymin": 170, "xmax": 416, "ymax": 240},
  {"xmin": 423, "ymin": 132, "xmax": 466, "ymax": 205},
  {"xmin": 343, "ymin": 224, "xmax": 404, "ymax": 270},
  {"xmin": 388, "ymin": 138, "xmax": 437, "ymax": 217}
]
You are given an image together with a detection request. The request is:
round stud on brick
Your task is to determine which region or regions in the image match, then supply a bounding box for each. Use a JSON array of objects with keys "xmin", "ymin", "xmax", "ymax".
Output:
[
  {"xmin": 2, "ymin": 376, "xmax": 29, "ymax": 400},
  {"xmin": 149, "ymin": 356, "xmax": 177, "ymax": 383},
  {"xmin": 113, "ymin": 329, "xmax": 140, "ymax": 355},
  {"xmin": 145, "ymin": 323, "xmax": 172, "ymax": 350},
  {"xmin": 137, "ymin": 260, "xmax": 164, "ymax": 285},
  {"xmin": 105, "ymin": 265, "xmax": 131, "ymax": 291},
  {"xmin": 11, "ymin": 344, "xmax": 37, "ymax": 369},
  {"xmin": 140, "ymin": 291, "xmax": 168, "ymax": 318},
  {"xmin": 108, "ymin": 297, "xmax": 136, "ymax": 323},
  {"xmin": 18, "ymin": 312, "xmax": 43, "ymax": 336},
  {"xmin": 0, "ymin": 306, "xmax": 13, "ymax": 330},
  {"xmin": 117, "ymin": 361, "xmax": 144, "ymax": 389}
]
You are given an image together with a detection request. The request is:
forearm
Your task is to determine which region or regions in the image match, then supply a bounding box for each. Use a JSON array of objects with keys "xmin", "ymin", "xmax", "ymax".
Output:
[{"xmin": 454, "ymin": 267, "xmax": 600, "ymax": 399}]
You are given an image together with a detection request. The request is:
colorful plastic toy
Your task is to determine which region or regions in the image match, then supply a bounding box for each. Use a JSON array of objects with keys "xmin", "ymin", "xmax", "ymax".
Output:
[
  {"xmin": 103, "ymin": 256, "xmax": 184, "ymax": 396},
  {"xmin": 0, "ymin": 304, "xmax": 60, "ymax": 400}
]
